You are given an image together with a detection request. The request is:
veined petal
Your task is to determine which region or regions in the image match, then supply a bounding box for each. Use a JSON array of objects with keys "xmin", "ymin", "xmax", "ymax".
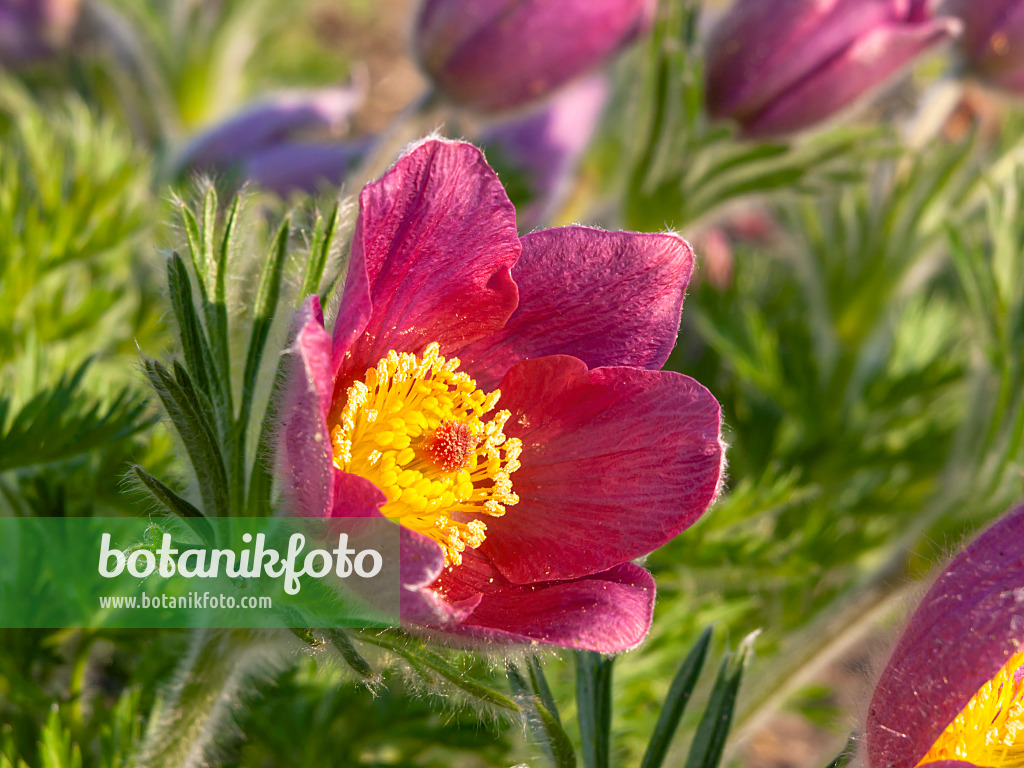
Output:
[
  {"xmin": 331, "ymin": 139, "xmax": 521, "ymax": 408},
  {"xmin": 867, "ymin": 504, "xmax": 1024, "ymax": 768},
  {"xmin": 278, "ymin": 296, "xmax": 335, "ymax": 517},
  {"xmin": 458, "ymin": 227, "xmax": 693, "ymax": 390},
  {"xmin": 480, "ymin": 356, "xmax": 724, "ymax": 585},
  {"xmin": 451, "ymin": 562, "xmax": 656, "ymax": 652}
]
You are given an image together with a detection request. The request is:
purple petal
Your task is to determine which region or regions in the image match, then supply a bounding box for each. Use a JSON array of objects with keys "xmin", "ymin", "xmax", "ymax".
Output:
[
  {"xmin": 179, "ymin": 84, "xmax": 364, "ymax": 170},
  {"xmin": 457, "ymin": 227, "xmax": 693, "ymax": 390},
  {"xmin": 277, "ymin": 296, "xmax": 336, "ymax": 518},
  {"xmin": 478, "ymin": 356, "xmax": 724, "ymax": 585},
  {"xmin": 330, "ymin": 139, "xmax": 521, "ymax": 406},
  {"xmin": 416, "ymin": 0, "xmax": 654, "ymax": 112},
  {"xmin": 866, "ymin": 503, "xmax": 1024, "ymax": 768},
  {"xmin": 744, "ymin": 15, "xmax": 959, "ymax": 137},
  {"xmin": 244, "ymin": 141, "xmax": 368, "ymax": 197},
  {"xmin": 706, "ymin": 0, "xmax": 894, "ymax": 122}
]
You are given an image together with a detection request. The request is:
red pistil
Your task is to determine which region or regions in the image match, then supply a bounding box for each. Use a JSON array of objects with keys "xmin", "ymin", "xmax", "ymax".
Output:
[{"xmin": 426, "ymin": 421, "xmax": 476, "ymax": 471}]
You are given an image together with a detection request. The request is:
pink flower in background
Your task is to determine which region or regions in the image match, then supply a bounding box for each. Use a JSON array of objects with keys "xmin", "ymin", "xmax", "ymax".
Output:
[
  {"xmin": 866, "ymin": 503, "xmax": 1024, "ymax": 768},
  {"xmin": 705, "ymin": 0, "xmax": 960, "ymax": 138},
  {"xmin": 278, "ymin": 138, "xmax": 724, "ymax": 652},
  {"xmin": 415, "ymin": 0, "xmax": 655, "ymax": 113},
  {"xmin": 944, "ymin": 0, "xmax": 1024, "ymax": 95}
]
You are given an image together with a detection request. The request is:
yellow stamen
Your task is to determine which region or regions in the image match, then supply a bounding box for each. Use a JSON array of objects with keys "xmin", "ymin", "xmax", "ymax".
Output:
[
  {"xmin": 331, "ymin": 342, "xmax": 521, "ymax": 567},
  {"xmin": 916, "ymin": 646, "xmax": 1024, "ymax": 768}
]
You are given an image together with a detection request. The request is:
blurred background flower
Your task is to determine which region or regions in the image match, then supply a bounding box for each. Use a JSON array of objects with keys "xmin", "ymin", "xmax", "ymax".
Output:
[
  {"xmin": 415, "ymin": 0, "xmax": 654, "ymax": 112},
  {"xmin": 705, "ymin": 0, "xmax": 961, "ymax": 138},
  {"xmin": 0, "ymin": 0, "xmax": 80, "ymax": 67},
  {"xmin": 174, "ymin": 82, "xmax": 369, "ymax": 195},
  {"xmin": 944, "ymin": 0, "xmax": 1024, "ymax": 94}
]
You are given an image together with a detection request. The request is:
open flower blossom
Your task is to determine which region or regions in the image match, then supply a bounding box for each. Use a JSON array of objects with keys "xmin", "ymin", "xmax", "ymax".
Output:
[
  {"xmin": 278, "ymin": 138, "xmax": 724, "ymax": 652},
  {"xmin": 705, "ymin": 0, "xmax": 961, "ymax": 138},
  {"xmin": 866, "ymin": 502, "xmax": 1024, "ymax": 768},
  {"xmin": 944, "ymin": 0, "xmax": 1024, "ymax": 95}
]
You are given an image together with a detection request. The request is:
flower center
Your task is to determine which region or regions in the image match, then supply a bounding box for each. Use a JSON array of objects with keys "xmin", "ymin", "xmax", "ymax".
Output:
[
  {"xmin": 917, "ymin": 646, "xmax": 1024, "ymax": 768},
  {"xmin": 330, "ymin": 342, "xmax": 521, "ymax": 567}
]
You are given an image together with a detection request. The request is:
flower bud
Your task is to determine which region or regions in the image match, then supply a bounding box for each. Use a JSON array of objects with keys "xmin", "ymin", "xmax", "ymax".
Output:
[
  {"xmin": 866, "ymin": 503, "xmax": 1024, "ymax": 768},
  {"xmin": 415, "ymin": 0, "xmax": 654, "ymax": 113},
  {"xmin": 705, "ymin": 0, "xmax": 960, "ymax": 138},
  {"xmin": 944, "ymin": 0, "xmax": 1024, "ymax": 94},
  {"xmin": 176, "ymin": 84, "xmax": 365, "ymax": 195},
  {"xmin": 0, "ymin": 0, "xmax": 80, "ymax": 67}
]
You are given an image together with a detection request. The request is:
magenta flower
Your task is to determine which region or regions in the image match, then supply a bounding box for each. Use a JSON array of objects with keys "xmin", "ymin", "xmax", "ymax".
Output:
[
  {"xmin": 415, "ymin": 0, "xmax": 655, "ymax": 113},
  {"xmin": 944, "ymin": 0, "xmax": 1024, "ymax": 95},
  {"xmin": 866, "ymin": 503, "xmax": 1024, "ymax": 768},
  {"xmin": 705, "ymin": 0, "xmax": 960, "ymax": 138},
  {"xmin": 277, "ymin": 139, "xmax": 724, "ymax": 652}
]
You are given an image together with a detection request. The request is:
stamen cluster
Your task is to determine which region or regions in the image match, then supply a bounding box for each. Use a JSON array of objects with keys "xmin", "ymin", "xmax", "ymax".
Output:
[{"xmin": 331, "ymin": 342, "xmax": 521, "ymax": 566}]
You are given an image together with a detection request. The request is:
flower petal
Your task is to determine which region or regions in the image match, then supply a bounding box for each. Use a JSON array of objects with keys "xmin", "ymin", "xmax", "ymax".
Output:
[
  {"xmin": 330, "ymin": 139, "xmax": 520, "ymax": 402},
  {"xmin": 450, "ymin": 562, "xmax": 656, "ymax": 652},
  {"xmin": 744, "ymin": 16, "xmax": 958, "ymax": 137},
  {"xmin": 481, "ymin": 356, "xmax": 723, "ymax": 584},
  {"xmin": 866, "ymin": 504, "xmax": 1024, "ymax": 768},
  {"xmin": 277, "ymin": 296, "xmax": 335, "ymax": 517},
  {"xmin": 458, "ymin": 228, "xmax": 693, "ymax": 390}
]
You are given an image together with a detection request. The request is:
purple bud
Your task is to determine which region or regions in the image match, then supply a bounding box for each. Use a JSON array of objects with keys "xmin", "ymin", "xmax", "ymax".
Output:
[
  {"xmin": 415, "ymin": 0, "xmax": 654, "ymax": 113},
  {"xmin": 178, "ymin": 84, "xmax": 364, "ymax": 172},
  {"xmin": 480, "ymin": 74, "xmax": 608, "ymax": 229},
  {"xmin": 705, "ymin": 0, "xmax": 960, "ymax": 138},
  {"xmin": 176, "ymin": 83, "xmax": 366, "ymax": 195},
  {"xmin": 866, "ymin": 503, "xmax": 1024, "ymax": 768},
  {"xmin": 944, "ymin": 0, "xmax": 1024, "ymax": 94},
  {"xmin": 0, "ymin": 0, "xmax": 80, "ymax": 67},
  {"xmin": 243, "ymin": 141, "xmax": 369, "ymax": 197}
]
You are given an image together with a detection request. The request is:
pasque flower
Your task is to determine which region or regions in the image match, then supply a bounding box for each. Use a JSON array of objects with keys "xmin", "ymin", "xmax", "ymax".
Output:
[
  {"xmin": 866, "ymin": 503, "xmax": 1024, "ymax": 768},
  {"xmin": 0, "ymin": 0, "xmax": 80, "ymax": 67},
  {"xmin": 705, "ymin": 0, "xmax": 960, "ymax": 138},
  {"xmin": 944, "ymin": 0, "xmax": 1024, "ymax": 95},
  {"xmin": 176, "ymin": 84, "xmax": 366, "ymax": 196},
  {"xmin": 415, "ymin": 0, "xmax": 655, "ymax": 113},
  {"xmin": 278, "ymin": 139, "xmax": 724, "ymax": 652}
]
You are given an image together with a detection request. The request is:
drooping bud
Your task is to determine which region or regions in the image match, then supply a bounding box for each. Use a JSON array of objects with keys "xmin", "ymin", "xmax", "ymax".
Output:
[
  {"xmin": 866, "ymin": 503, "xmax": 1024, "ymax": 768},
  {"xmin": 415, "ymin": 0, "xmax": 654, "ymax": 113},
  {"xmin": 944, "ymin": 0, "xmax": 1024, "ymax": 95},
  {"xmin": 705, "ymin": 0, "xmax": 961, "ymax": 138}
]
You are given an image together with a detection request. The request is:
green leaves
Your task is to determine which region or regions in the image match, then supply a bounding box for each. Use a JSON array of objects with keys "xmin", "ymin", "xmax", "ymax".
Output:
[
  {"xmin": 0, "ymin": 361, "xmax": 153, "ymax": 474},
  {"xmin": 576, "ymin": 651, "xmax": 614, "ymax": 768},
  {"xmin": 640, "ymin": 627, "xmax": 711, "ymax": 768},
  {"xmin": 559, "ymin": 630, "xmax": 752, "ymax": 768}
]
